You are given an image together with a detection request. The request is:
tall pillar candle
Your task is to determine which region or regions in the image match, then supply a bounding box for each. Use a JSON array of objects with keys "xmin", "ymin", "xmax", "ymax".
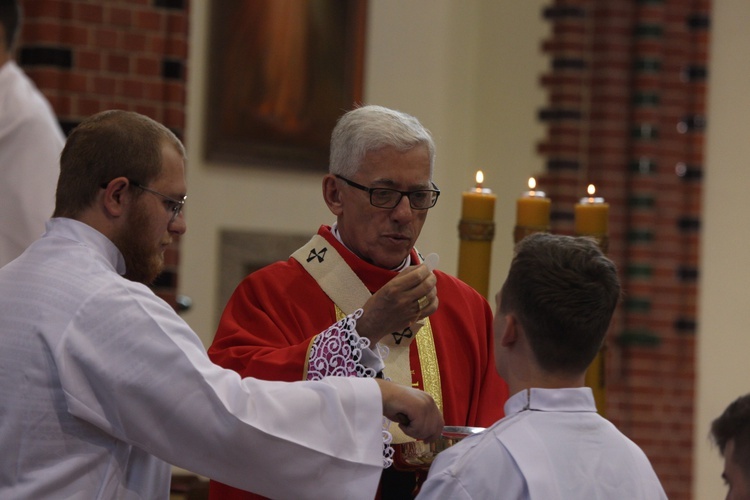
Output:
[
  {"xmin": 514, "ymin": 177, "xmax": 551, "ymax": 243},
  {"xmin": 574, "ymin": 183, "xmax": 609, "ymax": 251},
  {"xmin": 457, "ymin": 171, "xmax": 496, "ymax": 298},
  {"xmin": 575, "ymin": 183, "xmax": 609, "ymax": 415}
]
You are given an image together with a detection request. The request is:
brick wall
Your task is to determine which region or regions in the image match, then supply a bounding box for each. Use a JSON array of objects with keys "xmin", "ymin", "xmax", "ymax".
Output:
[
  {"xmin": 17, "ymin": 0, "xmax": 190, "ymax": 310},
  {"xmin": 537, "ymin": 1, "xmax": 709, "ymax": 498}
]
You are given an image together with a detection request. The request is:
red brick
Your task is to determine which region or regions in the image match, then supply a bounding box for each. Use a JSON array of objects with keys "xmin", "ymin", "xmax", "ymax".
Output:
[
  {"xmin": 149, "ymin": 34, "xmax": 166, "ymax": 53},
  {"xmin": 61, "ymin": 25, "xmax": 89, "ymax": 45},
  {"xmin": 134, "ymin": 104, "xmax": 160, "ymax": 121},
  {"xmin": 143, "ymin": 82, "xmax": 165, "ymax": 101},
  {"xmin": 92, "ymin": 76, "xmax": 118, "ymax": 95},
  {"xmin": 123, "ymin": 33, "xmax": 148, "ymax": 53},
  {"xmin": 26, "ymin": 67, "xmax": 62, "ymax": 90},
  {"xmin": 76, "ymin": 97, "xmax": 103, "ymax": 117},
  {"xmin": 75, "ymin": 3, "xmax": 104, "ymax": 23},
  {"xmin": 51, "ymin": 94, "xmax": 73, "ymax": 116},
  {"xmin": 135, "ymin": 10, "xmax": 163, "ymax": 31},
  {"xmin": 542, "ymin": 39, "xmax": 586, "ymax": 53},
  {"xmin": 122, "ymin": 79, "xmax": 145, "ymax": 99},
  {"xmin": 164, "ymin": 82, "xmax": 185, "ymax": 103},
  {"xmin": 76, "ymin": 50, "xmax": 102, "ymax": 71},
  {"xmin": 107, "ymin": 7, "xmax": 133, "ymax": 27},
  {"xmin": 110, "ymin": 101, "xmax": 132, "ymax": 112},
  {"xmin": 106, "ymin": 54, "xmax": 130, "ymax": 74},
  {"xmin": 22, "ymin": 0, "xmax": 64, "ymax": 18},
  {"xmin": 94, "ymin": 28, "xmax": 119, "ymax": 50},
  {"xmin": 540, "ymin": 73, "xmax": 585, "ymax": 88},
  {"xmin": 163, "ymin": 106, "xmax": 186, "ymax": 130},
  {"xmin": 135, "ymin": 56, "xmax": 160, "ymax": 77},
  {"xmin": 165, "ymin": 37, "xmax": 188, "ymax": 59},
  {"xmin": 60, "ymin": 72, "xmax": 88, "ymax": 93},
  {"xmin": 22, "ymin": 21, "xmax": 62, "ymax": 44},
  {"xmin": 58, "ymin": 1, "xmax": 74, "ymax": 21},
  {"xmin": 166, "ymin": 13, "xmax": 188, "ymax": 34}
]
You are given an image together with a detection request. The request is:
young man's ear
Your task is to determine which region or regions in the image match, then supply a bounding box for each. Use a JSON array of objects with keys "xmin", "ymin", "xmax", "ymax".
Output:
[
  {"xmin": 499, "ymin": 313, "xmax": 519, "ymax": 347},
  {"xmin": 101, "ymin": 177, "xmax": 131, "ymax": 218}
]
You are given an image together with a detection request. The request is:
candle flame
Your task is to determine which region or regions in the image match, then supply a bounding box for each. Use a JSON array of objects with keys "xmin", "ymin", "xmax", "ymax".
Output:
[
  {"xmin": 475, "ymin": 170, "xmax": 484, "ymax": 185},
  {"xmin": 587, "ymin": 184, "xmax": 596, "ymax": 196},
  {"xmin": 528, "ymin": 177, "xmax": 536, "ymax": 190}
]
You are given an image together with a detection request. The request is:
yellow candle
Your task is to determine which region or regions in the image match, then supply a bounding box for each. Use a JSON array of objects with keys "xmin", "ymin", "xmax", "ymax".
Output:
[
  {"xmin": 575, "ymin": 185, "xmax": 609, "ymax": 416},
  {"xmin": 462, "ymin": 171, "xmax": 496, "ymax": 219},
  {"xmin": 458, "ymin": 171, "xmax": 496, "ymax": 298},
  {"xmin": 574, "ymin": 184, "xmax": 609, "ymax": 235},
  {"xmin": 516, "ymin": 177, "xmax": 551, "ymax": 228}
]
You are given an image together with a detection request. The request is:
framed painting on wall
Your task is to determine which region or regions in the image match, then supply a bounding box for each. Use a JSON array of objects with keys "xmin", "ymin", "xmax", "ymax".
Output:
[{"xmin": 205, "ymin": 0, "xmax": 367, "ymax": 170}]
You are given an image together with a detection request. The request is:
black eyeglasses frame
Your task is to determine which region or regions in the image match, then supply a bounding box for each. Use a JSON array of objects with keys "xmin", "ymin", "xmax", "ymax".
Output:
[{"xmin": 334, "ymin": 174, "xmax": 440, "ymax": 210}]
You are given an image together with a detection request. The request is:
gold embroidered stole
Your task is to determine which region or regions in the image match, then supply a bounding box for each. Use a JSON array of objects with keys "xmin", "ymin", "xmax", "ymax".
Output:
[{"xmin": 291, "ymin": 234, "xmax": 442, "ymax": 443}]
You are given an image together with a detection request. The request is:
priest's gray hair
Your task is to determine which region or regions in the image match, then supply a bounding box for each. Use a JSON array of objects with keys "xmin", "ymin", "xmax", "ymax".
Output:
[{"xmin": 329, "ymin": 105, "xmax": 435, "ymax": 178}]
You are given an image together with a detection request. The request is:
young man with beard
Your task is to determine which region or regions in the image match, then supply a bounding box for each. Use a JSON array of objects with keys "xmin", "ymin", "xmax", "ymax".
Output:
[{"xmin": 0, "ymin": 110, "xmax": 444, "ymax": 499}]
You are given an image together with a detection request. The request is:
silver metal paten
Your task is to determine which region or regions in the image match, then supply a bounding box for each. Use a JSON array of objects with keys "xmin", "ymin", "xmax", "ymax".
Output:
[{"xmin": 393, "ymin": 426, "xmax": 485, "ymax": 471}]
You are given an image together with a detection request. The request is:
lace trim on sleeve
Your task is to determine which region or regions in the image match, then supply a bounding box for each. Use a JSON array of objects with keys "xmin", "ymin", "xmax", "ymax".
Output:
[
  {"xmin": 307, "ymin": 309, "xmax": 377, "ymax": 380},
  {"xmin": 382, "ymin": 416, "xmax": 394, "ymax": 469},
  {"xmin": 306, "ymin": 309, "xmax": 394, "ymax": 468}
]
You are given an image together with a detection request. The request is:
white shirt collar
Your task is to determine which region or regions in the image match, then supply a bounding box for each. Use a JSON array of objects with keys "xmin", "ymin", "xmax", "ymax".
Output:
[
  {"xmin": 505, "ymin": 387, "xmax": 597, "ymax": 415},
  {"xmin": 45, "ymin": 217, "xmax": 127, "ymax": 275}
]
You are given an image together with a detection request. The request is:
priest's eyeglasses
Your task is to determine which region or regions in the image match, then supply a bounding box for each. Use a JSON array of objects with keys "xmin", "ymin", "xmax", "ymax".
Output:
[
  {"xmin": 100, "ymin": 180, "xmax": 186, "ymax": 223},
  {"xmin": 335, "ymin": 174, "xmax": 440, "ymax": 210}
]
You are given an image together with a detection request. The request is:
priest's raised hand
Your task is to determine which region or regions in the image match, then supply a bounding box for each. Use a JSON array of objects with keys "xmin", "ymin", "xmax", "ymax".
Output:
[{"xmin": 356, "ymin": 262, "xmax": 439, "ymax": 345}]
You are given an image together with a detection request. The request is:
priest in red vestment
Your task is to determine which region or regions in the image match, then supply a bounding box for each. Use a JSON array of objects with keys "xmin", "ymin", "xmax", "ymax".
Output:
[{"xmin": 208, "ymin": 105, "xmax": 508, "ymax": 499}]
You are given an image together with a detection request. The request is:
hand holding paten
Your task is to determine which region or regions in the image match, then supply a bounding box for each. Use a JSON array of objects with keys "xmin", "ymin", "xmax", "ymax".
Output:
[{"xmin": 376, "ymin": 379, "xmax": 444, "ymax": 443}]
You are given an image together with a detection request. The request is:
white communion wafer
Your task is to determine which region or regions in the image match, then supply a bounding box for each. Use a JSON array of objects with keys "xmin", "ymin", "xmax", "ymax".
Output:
[{"xmin": 424, "ymin": 253, "xmax": 439, "ymax": 272}]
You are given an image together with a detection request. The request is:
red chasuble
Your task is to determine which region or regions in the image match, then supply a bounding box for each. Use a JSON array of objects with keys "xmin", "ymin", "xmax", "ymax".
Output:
[{"xmin": 208, "ymin": 225, "xmax": 508, "ymax": 499}]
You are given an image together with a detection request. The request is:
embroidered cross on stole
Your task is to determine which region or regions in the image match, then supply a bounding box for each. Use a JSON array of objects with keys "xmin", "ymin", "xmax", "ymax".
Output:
[{"xmin": 292, "ymin": 234, "xmax": 443, "ymax": 443}]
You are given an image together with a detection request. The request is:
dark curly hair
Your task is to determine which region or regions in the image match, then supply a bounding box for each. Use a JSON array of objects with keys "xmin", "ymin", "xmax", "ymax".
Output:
[{"xmin": 711, "ymin": 394, "xmax": 750, "ymax": 476}]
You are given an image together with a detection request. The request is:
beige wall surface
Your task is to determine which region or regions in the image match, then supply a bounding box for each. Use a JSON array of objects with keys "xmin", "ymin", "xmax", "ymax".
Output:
[
  {"xmin": 181, "ymin": 1, "xmax": 750, "ymax": 497},
  {"xmin": 694, "ymin": 0, "xmax": 750, "ymax": 497}
]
